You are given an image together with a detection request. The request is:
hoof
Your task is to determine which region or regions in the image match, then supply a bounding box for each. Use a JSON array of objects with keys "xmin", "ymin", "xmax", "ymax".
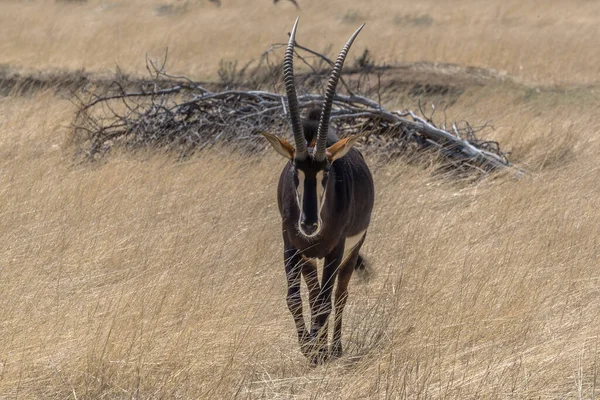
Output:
[
  {"xmin": 330, "ymin": 343, "xmax": 343, "ymax": 359},
  {"xmin": 308, "ymin": 347, "xmax": 329, "ymax": 365},
  {"xmin": 299, "ymin": 341, "xmax": 312, "ymax": 358},
  {"xmin": 300, "ymin": 337, "xmax": 329, "ymax": 364},
  {"xmin": 302, "ymin": 326, "xmax": 329, "ymax": 364}
]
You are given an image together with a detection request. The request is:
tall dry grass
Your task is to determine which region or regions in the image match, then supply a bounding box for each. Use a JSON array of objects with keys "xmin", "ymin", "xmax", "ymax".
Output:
[
  {"xmin": 2, "ymin": 1, "xmax": 600, "ymax": 398},
  {"xmin": 1, "ymin": 81, "xmax": 600, "ymax": 398}
]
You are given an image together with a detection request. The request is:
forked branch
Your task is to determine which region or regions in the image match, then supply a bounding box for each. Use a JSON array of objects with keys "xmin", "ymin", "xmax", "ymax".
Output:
[{"xmin": 72, "ymin": 51, "xmax": 516, "ymax": 175}]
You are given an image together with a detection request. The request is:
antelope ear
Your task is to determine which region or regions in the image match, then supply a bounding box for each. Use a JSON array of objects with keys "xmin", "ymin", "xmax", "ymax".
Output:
[
  {"xmin": 260, "ymin": 132, "xmax": 295, "ymax": 160},
  {"xmin": 326, "ymin": 135, "xmax": 362, "ymax": 162}
]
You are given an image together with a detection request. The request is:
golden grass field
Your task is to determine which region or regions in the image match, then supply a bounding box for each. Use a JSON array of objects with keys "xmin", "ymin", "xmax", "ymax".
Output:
[{"xmin": 2, "ymin": 0, "xmax": 600, "ymax": 398}]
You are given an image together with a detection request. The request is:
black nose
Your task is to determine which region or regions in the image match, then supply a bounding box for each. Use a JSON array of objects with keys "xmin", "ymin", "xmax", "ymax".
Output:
[{"xmin": 300, "ymin": 221, "xmax": 318, "ymax": 235}]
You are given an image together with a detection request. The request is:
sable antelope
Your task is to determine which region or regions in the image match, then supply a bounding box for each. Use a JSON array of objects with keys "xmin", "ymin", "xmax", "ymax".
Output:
[{"xmin": 261, "ymin": 18, "xmax": 374, "ymax": 362}]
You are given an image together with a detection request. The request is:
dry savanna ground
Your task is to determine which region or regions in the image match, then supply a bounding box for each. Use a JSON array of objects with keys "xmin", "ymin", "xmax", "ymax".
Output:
[{"xmin": 2, "ymin": 0, "xmax": 600, "ymax": 398}]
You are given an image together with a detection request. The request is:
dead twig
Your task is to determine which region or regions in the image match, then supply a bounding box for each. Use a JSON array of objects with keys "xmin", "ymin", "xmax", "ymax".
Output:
[{"xmin": 72, "ymin": 46, "xmax": 516, "ymax": 176}]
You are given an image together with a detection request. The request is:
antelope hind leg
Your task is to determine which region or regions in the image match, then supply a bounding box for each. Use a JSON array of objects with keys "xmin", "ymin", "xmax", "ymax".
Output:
[{"xmin": 332, "ymin": 232, "xmax": 366, "ymax": 358}]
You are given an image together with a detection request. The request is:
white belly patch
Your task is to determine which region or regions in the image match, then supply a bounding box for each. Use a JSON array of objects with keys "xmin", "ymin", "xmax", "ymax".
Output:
[{"xmin": 342, "ymin": 230, "xmax": 366, "ymax": 265}]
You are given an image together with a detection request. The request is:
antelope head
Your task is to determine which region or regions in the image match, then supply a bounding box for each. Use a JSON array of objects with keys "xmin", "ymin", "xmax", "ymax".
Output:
[{"xmin": 261, "ymin": 18, "xmax": 364, "ymax": 238}]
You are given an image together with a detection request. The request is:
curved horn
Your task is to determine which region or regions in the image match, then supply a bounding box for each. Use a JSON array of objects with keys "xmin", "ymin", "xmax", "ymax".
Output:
[
  {"xmin": 284, "ymin": 17, "xmax": 308, "ymax": 160},
  {"xmin": 314, "ymin": 24, "xmax": 365, "ymax": 162}
]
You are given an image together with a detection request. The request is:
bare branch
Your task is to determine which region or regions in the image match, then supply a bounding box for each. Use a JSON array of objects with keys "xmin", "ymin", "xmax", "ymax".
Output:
[{"xmin": 71, "ymin": 50, "xmax": 516, "ymax": 176}]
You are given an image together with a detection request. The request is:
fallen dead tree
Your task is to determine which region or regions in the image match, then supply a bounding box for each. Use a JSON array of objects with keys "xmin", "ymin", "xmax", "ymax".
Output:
[{"xmin": 72, "ymin": 51, "xmax": 513, "ymax": 174}]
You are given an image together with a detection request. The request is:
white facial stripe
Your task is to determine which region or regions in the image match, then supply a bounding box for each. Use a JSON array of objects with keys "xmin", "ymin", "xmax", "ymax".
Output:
[
  {"xmin": 315, "ymin": 171, "xmax": 327, "ymax": 235},
  {"xmin": 296, "ymin": 170, "xmax": 305, "ymax": 208},
  {"xmin": 316, "ymin": 171, "xmax": 325, "ymax": 208},
  {"xmin": 317, "ymin": 171, "xmax": 327, "ymax": 229},
  {"xmin": 296, "ymin": 169, "xmax": 324, "ymax": 238}
]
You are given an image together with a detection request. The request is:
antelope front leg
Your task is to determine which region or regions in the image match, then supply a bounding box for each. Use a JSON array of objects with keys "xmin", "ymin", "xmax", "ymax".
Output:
[
  {"xmin": 301, "ymin": 258, "xmax": 321, "ymax": 359},
  {"xmin": 283, "ymin": 246, "xmax": 310, "ymax": 355},
  {"xmin": 301, "ymin": 257, "xmax": 321, "ymax": 320},
  {"xmin": 310, "ymin": 242, "xmax": 345, "ymax": 363}
]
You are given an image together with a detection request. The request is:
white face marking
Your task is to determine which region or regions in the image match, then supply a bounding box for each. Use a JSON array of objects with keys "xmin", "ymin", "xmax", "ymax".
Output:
[
  {"xmin": 316, "ymin": 170, "xmax": 325, "ymax": 208},
  {"xmin": 296, "ymin": 169, "xmax": 317, "ymax": 237},
  {"xmin": 296, "ymin": 170, "xmax": 305, "ymax": 208},
  {"xmin": 295, "ymin": 169, "xmax": 328, "ymax": 238},
  {"xmin": 342, "ymin": 230, "xmax": 367, "ymax": 265}
]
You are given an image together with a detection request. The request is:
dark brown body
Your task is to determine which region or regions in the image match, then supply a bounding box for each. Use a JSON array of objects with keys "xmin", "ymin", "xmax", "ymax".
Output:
[
  {"xmin": 276, "ymin": 117, "xmax": 374, "ymax": 361},
  {"xmin": 263, "ymin": 18, "xmax": 372, "ymax": 362}
]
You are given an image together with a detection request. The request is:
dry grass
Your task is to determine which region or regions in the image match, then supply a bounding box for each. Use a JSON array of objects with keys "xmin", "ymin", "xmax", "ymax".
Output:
[
  {"xmin": 2, "ymin": 1, "xmax": 600, "ymax": 399},
  {"xmin": 2, "ymin": 0, "xmax": 600, "ymax": 86}
]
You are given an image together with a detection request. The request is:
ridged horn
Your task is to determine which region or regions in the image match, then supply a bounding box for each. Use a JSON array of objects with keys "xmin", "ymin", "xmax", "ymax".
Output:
[
  {"xmin": 314, "ymin": 24, "xmax": 365, "ymax": 162},
  {"xmin": 284, "ymin": 17, "xmax": 308, "ymax": 160}
]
